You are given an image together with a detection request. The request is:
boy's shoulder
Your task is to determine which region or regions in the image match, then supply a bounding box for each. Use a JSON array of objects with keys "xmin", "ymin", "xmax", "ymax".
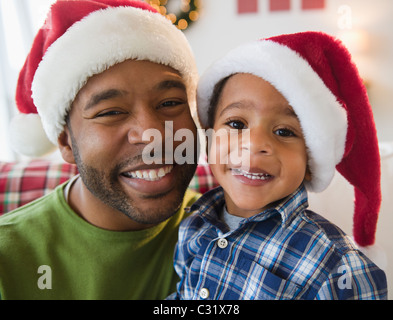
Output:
[
  {"xmin": 300, "ymin": 210, "xmax": 387, "ymax": 299},
  {"xmin": 300, "ymin": 209, "xmax": 357, "ymax": 255}
]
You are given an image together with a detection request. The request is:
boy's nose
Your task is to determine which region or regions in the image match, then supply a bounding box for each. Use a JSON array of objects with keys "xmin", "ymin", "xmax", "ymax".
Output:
[{"xmin": 243, "ymin": 128, "xmax": 273, "ymax": 155}]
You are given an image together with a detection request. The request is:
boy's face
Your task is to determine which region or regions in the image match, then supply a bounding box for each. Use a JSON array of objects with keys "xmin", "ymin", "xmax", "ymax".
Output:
[{"xmin": 209, "ymin": 73, "xmax": 309, "ymax": 218}]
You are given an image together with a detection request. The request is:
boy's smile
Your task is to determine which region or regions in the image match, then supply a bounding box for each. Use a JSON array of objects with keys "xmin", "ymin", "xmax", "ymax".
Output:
[
  {"xmin": 231, "ymin": 167, "xmax": 273, "ymax": 185},
  {"xmin": 209, "ymin": 73, "xmax": 310, "ymax": 218}
]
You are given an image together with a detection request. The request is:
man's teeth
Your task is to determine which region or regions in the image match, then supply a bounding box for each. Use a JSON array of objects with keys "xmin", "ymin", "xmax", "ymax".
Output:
[
  {"xmin": 232, "ymin": 168, "xmax": 271, "ymax": 180},
  {"xmin": 126, "ymin": 165, "xmax": 173, "ymax": 181}
]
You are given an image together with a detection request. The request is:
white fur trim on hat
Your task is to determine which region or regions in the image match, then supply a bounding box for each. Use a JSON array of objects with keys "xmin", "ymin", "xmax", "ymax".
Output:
[
  {"xmin": 197, "ymin": 40, "xmax": 348, "ymax": 193},
  {"xmin": 9, "ymin": 113, "xmax": 57, "ymax": 157},
  {"xmin": 32, "ymin": 6, "xmax": 198, "ymax": 146}
]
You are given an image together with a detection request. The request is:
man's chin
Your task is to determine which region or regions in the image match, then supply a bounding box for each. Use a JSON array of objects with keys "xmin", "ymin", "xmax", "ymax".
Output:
[
  {"xmin": 120, "ymin": 188, "xmax": 185, "ymax": 225},
  {"xmin": 129, "ymin": 163, "xmax": 197, "ymax": 224}
]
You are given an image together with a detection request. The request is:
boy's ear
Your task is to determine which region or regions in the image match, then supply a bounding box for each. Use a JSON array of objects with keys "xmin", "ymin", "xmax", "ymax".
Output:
[
  {"xmin": 304, "ymin": 166, "xmax": 312, "ymax": 182},
  {"xmin": 204, "ymin": 126, "xmax": 213, "ymax": 156},
  {"xmin": 58, "ymin": 127, "xmax": 76, "ymax": 164}
]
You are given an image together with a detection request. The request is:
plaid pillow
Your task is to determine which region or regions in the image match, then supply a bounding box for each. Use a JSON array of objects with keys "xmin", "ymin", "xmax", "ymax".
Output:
[
  {"xmin": 0, "ymin": 161, "xmax": 78, "ymax": 214},
  {"xmin": 189, "ymin": 162, "xmax": 219, "ymax": 194},
  {"xmin": 0, "ymin": 160, "xmax": 218, "ymax": 215}
]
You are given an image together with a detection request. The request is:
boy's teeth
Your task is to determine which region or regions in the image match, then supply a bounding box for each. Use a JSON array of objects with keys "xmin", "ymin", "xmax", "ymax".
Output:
[
  {"xmin": 126, "ymin": 166, "xmax": 173, "ymax": 181},
  {"xmin": 232, "ymin": 168, "xmax": 271, "ymax": 180}
]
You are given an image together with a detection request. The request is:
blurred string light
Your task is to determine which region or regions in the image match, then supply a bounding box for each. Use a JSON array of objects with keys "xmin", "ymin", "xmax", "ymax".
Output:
[{"xmin": 148, "ymin": 0, "xmax": 201, "ymax": 30}]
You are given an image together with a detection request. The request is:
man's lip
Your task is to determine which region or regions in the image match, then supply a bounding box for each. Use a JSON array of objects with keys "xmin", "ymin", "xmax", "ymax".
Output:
[
  {"xmin": 119, "ymin": 164, "xmax": 177, "ymax": 194},
  {"xmin": 121, "ymin": 163, "xmax": 174, "ymax": 174},
  {"xmin": 121, "ymin": 164, "xmax": 174, "ymax": 181}
]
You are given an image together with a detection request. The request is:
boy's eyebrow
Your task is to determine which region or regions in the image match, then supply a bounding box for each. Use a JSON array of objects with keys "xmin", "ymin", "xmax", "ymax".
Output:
[
  {"xmin": 218, "ymin": 102, "xmax": 245, "ymax": 117},
  {"xmin": 284, "ymin": 106, "xmax": 299, "ymax": 119},
  {"xmin": 84, "ymin": 89, "xmax": 128, "ymax": 111},
  {"xmin": 219, "ymin": 101, "xmax": 299, "ymax": 119}
]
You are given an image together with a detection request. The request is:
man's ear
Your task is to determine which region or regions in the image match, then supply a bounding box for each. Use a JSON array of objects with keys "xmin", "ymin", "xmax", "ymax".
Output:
[{"xmin": 58, "ymin": 127, "xmax": 76, "ymax": 164}]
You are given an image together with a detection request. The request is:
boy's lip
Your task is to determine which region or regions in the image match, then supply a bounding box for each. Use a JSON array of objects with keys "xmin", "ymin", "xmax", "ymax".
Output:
[
  {"xmin": 231, "ymin": 167, "xmax": 274, "ymax": 185},
  {"xmin": 231, "ymin": 167, "xmax": 273, "ymax": 177}
]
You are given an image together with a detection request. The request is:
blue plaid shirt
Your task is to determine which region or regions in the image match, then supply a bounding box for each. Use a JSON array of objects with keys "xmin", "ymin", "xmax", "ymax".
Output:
[{"xmin": 171, "ymin": 185, "xmax": 387, "ymax": 300}]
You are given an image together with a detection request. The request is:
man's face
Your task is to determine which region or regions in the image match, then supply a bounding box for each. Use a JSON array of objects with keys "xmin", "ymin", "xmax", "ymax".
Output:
[{"xmin": 62, "ymin": 60, "xmax": 197, "ymax": 227}]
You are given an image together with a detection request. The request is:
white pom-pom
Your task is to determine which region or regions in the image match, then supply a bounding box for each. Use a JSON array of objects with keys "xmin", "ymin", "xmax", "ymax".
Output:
[
  {"xmin": 9, "ymin": 113, "xmax": 57, "ymax": 157},
  {"xmin": 357, "ymin": 243, "xmax": 388, "ymax": 271}
]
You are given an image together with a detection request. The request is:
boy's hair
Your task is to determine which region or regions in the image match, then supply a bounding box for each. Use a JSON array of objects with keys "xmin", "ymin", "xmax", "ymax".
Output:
[{"xmin": 207, "ymin": 75, "xmax": 232, "ymax": 128}]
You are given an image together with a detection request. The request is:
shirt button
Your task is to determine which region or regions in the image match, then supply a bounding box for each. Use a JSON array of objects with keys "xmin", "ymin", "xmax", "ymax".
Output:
[
  {"xmin": 217, "ymin": 238, "xmax": 228, "ymax": 249},
  {"xmin": 200, "ymin": 288, "xmax": 209, "ymax": 299}
]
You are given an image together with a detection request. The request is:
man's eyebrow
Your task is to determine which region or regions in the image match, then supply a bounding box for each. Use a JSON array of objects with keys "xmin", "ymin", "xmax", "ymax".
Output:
[
  {"xmin": 153, "ymin": 80, "xmax": 187, "ymax": 92},
  {"xmin": 84, "ymin": 89, "xmax": 128, "ymax": 111}
]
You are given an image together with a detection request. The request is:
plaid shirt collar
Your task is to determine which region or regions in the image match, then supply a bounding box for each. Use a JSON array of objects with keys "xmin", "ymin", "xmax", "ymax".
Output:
[{"xmin": 189, "ymin": 184, "xmax": 309, "ymax": 231}]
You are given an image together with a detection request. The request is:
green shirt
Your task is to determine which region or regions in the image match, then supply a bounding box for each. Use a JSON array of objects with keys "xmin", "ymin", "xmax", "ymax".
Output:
[{"xmin": 0, "ymin": 182, "xmax": 199, "ymax": 300}]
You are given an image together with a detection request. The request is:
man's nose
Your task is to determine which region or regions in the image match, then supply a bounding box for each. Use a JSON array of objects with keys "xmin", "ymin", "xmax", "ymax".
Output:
[{"xmin": 127, "ymin": 109, "xmax": 166, "ymax": 146}]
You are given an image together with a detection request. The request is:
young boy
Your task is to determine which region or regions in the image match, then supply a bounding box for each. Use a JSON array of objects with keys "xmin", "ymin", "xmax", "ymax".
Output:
[{"xmin": 170, "ymin": 32, "xmax": 387, "ymax": 300}]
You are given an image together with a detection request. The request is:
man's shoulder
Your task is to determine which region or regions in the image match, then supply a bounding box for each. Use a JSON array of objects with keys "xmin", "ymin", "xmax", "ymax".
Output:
[
  {"xmin": 0, "ymin": 185, "xmax": 65, "ymax": 239},
  {"xmin": 181, "ymin": 188, "xmax": 201, "ymax": 216},
  {"xmin": 184, "ymin": 188, "xmax": 201, "ymax": 202}
]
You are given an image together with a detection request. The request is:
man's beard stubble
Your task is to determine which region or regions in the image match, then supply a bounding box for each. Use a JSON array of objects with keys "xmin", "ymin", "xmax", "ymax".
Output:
[{"xmin": 69, "ymin": 131, "xmax": 197, "ymax": 226}]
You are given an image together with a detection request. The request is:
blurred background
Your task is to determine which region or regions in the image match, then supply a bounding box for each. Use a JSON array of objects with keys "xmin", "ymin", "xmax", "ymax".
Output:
[{"xmin": 1, "ymin": 0, "xmax": 392, "ymax": 298}]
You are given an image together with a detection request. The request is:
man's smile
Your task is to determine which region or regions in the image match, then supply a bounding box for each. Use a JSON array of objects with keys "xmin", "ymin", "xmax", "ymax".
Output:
[{"xmin": 122, "ymin": 165, "xmax": 174, "ymax": 182}]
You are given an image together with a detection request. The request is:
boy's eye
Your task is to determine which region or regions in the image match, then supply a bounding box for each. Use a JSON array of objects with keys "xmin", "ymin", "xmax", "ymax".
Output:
[
  {"xmin": 226, "ymin": 120, "xmax": 246, "ymax": 130},
  {"xmin": 274, "ymin": 128, "xmax": 296, "ymax": 137}
]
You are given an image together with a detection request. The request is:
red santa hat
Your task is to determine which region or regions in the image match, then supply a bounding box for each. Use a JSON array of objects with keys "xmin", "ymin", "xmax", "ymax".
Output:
[
  {"xmin": 197, "ymin": 31, "xmax": 381, "ymax": 250},
  {"xmin": 11, "ymin": 0, "xmax": 198, "ymax": 157}
]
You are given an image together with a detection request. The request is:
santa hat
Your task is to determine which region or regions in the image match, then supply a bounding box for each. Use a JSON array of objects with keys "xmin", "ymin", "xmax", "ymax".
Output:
[
  {"xmin": 11, "ymin": 0, "xmax": 198, "ymax": 157},
  {"xmin": 197, "ymin": 32, "xmax": 381, "ymax": 250}
]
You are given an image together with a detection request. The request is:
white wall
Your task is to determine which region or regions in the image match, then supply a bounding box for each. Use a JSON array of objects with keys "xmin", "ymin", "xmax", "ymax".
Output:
[
  {"xmin": 185, "ymin": 0, "xmax": 393, "ymax": 298},
  {"xmin": 186, "ymin": 0, "xmax": 393, "ymax": 142}
]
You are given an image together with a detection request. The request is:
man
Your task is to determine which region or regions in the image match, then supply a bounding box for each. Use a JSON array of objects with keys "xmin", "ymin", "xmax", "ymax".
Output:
[{"xmin": 0, "ymin": 0, "xmax": 199, "ymax": 299}]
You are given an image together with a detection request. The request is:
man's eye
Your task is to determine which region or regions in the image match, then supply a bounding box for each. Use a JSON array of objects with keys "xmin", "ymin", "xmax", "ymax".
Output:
[
  {"xmin": 159, "ymin": 100, "xmax": 184, "ymax": 108},
  {"xmin": 226, "ymin": 120, "xmax": 246, "ymax": 130},
  {"xmin": 275, "ymin": 128, "xmax": 296, "ymax": 137},
  {"xmin": 95, "ymin": 110, "xmax": 126, "ymax": 118}
]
